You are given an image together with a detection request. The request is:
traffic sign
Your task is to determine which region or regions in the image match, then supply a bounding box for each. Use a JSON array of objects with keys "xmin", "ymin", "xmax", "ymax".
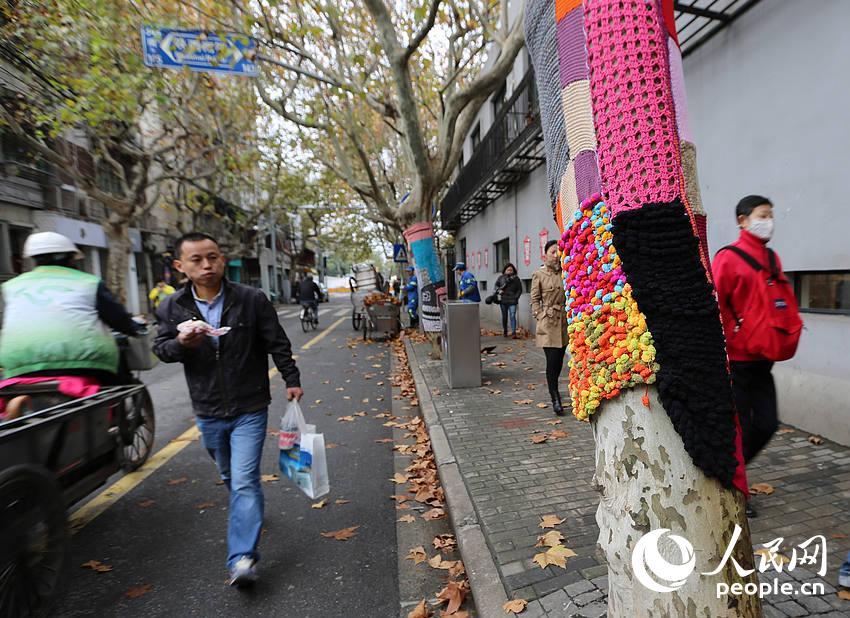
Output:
[
  {"xmin": 393, "ymin": 243, "xmax": 409, "ymax": 263},
  {"xmin": 141, "ymin": 26, "xmax": 259, "ymax": 77}
]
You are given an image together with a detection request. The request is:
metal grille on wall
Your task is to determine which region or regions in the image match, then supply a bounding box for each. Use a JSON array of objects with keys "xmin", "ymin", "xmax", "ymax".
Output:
[{"xmin": 674, "ymin": 0, "xmax": 764, "ymax": 57}]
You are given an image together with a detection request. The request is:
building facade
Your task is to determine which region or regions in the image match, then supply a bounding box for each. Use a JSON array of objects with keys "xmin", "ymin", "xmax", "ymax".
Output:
[{"xmin": 442, "ymin": 2, "xmax": 850, "ymax": 443}]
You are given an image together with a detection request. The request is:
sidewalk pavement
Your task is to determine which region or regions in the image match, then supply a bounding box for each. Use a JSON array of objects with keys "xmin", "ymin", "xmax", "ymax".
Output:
[{"xmin": 406, "ymin": 334, "xmax": 850, "ymax": 618}]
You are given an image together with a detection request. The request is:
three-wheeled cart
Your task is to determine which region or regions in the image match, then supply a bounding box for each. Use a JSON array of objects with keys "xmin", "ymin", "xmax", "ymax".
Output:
[
  {"xmin": 0, "ymin": 333, "xmax": 156, "ymax": 617},
  {"xmin": 349, "ymin": 263, "xmax": 382, "ymax": 331},
  {"xmin": 362, "ymin": 299, "xmax": 402, "ymax": 341}
]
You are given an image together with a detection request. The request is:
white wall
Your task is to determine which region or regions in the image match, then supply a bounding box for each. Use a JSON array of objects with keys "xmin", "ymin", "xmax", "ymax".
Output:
[
  {"xmin": 684, "ymin": 0, "xmax": 850, "ymax": 442},
  {"xmin": 457, "ymin": 165, "xmax": 557, "ymax": 332}
]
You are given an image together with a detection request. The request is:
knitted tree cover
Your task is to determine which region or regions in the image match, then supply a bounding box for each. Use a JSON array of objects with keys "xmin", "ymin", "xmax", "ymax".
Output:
[{"xmin": 527, "ymin": 0, "xmax": 744, "ymax": 489}]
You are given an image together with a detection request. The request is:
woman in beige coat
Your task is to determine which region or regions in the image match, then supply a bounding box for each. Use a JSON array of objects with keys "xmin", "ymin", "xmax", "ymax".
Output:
[{"xmin": 531, "ymin": 240, "xmax": 568, "ymax": 416}]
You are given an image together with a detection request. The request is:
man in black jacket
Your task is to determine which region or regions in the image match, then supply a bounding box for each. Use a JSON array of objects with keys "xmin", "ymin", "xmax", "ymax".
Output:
[
  {"xmin": 298, "ymin": 274, "xmax": 322, "ymax": 322},
  {"xmin": 153, "ymin": 232, "xmax": 302, "ymax": 587}
]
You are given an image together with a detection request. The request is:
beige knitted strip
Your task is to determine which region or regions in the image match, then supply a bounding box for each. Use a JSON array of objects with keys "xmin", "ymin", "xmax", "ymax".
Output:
[
  {"xmin": 681, "ymin": 141, "xmax": 706, "ymax": 216},
  {"xmin": 562, "ymin": 80, "xmax": 597, "ymax": 156},
  {"xmin": 559, "ymin": 162, "xmax": 580, "ymax": 225}
]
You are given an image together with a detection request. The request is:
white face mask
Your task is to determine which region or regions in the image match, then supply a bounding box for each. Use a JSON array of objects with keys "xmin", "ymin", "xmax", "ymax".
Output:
[{"xmin": 747, "ymin": 218, "xmax": 774, "ymax": 241}]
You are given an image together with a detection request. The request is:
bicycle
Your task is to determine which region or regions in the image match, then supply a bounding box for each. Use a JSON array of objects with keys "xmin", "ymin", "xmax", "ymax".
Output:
[{"xmin": 301, "ymin": 303, "xmax": 318, "ymax": 332}]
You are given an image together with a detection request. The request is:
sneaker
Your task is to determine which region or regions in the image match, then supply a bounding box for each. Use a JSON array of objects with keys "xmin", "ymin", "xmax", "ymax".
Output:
[
  {"xmin": 839, "ymin": 552, "xmax": 850, "ymax": 588},
  {"xmin": 229, "ymin": 556, "xmax": 258, "ymax": 587}
]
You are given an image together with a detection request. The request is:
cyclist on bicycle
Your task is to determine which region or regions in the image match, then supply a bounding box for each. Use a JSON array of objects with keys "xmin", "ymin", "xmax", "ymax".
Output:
[{"xmin": 298, "ymin": 274, "xmax": 322, "ymax": 323}]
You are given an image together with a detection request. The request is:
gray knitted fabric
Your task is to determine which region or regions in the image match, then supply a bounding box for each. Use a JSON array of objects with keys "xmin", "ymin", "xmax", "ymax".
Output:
[{"xmin": 525, "ymin": 0, "xmax": 570, "ymax": 213}]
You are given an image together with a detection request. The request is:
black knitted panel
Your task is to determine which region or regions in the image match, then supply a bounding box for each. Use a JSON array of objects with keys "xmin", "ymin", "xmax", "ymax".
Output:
[{"xmin": 611, "ymin": 199, "xmax": 738, "ymax": 486}]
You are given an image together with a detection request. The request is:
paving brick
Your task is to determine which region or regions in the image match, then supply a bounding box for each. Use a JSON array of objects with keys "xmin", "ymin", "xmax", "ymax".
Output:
[
  {"xmin": 569, "ymin": 601, "xmax": 607, "ymax": 618},
  {"xmin": 539, "ymin": 589, "xmax": 570, "ymax": 614},
  {"xmin": 572, "ymin": 589, "xmax": 604, "ymax": 607},
  {"xmin": 773, "ymin": 600, "xmax": 809, "ymax": 617},
  {"xmin": 564, "ymin": 579, "xmax": 595, "ymax": 597},
  {"xmin": 796, "ymin": 594, "xmax": 833, "ymax": 613}
]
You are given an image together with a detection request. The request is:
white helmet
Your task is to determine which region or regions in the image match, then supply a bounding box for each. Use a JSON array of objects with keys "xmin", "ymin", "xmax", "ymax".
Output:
[{"xmin": 23, "ymin": 231, "xmax": 82, "ymax": 258}]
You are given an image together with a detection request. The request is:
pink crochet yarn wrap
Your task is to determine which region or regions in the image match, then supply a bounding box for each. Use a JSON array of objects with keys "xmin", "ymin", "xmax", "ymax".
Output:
[{"xmin": 583, "ymin": 0, "xmax": 683, "ymax": 217}]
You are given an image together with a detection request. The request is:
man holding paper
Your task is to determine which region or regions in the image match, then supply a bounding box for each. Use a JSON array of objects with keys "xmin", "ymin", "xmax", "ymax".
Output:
[{"xmin": 153, "ymin": 232, "xmax": 303, "ymax": 587}]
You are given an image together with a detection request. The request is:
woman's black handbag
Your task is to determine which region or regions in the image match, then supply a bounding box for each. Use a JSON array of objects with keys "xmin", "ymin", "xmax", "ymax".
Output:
[{"xmin": 485, "ymin": 294, "xmax": 496, "ymax": 305}]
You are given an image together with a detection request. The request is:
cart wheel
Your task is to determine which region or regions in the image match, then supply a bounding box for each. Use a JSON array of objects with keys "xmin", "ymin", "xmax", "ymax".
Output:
[
  {"xmin": 352, "ymin": 310, "xmax": 362, "ymax": 331},
  {"xmin": 0, "ymin": 465, "xmax": 67, "ymax": 618},
  {"xmin": 121, "ymin": 386, "xmax": 156, "ymax": 472}
]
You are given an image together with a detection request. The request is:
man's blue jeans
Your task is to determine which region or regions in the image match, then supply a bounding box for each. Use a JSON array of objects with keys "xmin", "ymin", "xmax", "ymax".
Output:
[{"xmin": 195, "ymin": 409, "xmax": 268, "ymax": 569}]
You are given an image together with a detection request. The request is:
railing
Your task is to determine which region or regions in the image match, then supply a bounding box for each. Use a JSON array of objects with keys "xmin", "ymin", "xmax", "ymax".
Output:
[
  {"xmin": 0, "ymin": 158, "xmax": 57, "ymax": 187},
  {"xmin": 440, "ymin": 69, "xmax": 545, "ymax": 231}
]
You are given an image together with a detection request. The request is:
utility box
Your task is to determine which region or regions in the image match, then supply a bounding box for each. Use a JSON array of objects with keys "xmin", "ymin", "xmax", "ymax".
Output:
[{"xmin": 442, "ymin": 301, "xmax": 481, "ymax": 388}]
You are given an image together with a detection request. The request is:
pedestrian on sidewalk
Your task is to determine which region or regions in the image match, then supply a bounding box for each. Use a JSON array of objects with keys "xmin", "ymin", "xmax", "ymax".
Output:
[
  {"xmin": 453, "ymin": 262, "xmax": 481, "ymax": 303},
  {"xmin": 494, "ymin": 263, "xmax": 523, "ymax": 338},
  {"xmin": 404, "ymin": 265, "xmax": 419, "ymax": 327},
  {"xmin": 713, "ymin": 196, "xmax": 802, "ymax": 516},
  {"xmin": 152, "ymin": 232, "xmax": 303, "ymax": 587},
  {"xmin": 148, "ymin": 280, "xmax": 175, "ymax": 312},
  {"xmin": 531, "ymin": 240, "xmax": 568, "ymax": 416}
]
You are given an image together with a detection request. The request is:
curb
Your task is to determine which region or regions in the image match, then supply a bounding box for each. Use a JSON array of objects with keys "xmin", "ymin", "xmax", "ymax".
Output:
[{"xmin": 405, "ymin": 339, "xmax": 510, "ymax": 618}]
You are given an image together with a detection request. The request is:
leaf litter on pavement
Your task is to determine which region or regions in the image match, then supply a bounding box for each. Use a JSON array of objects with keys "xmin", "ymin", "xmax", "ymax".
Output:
[
  {"xmin": 390, "ymin": 334, "xmax": 471, "ymax": 616},
  {"xmin": 321, "ymin": 526, "xmax": 359, "ymax": 541},
  {"xmin": 81, "ymin": 560, "xmax": 112, "ymax": 573}
]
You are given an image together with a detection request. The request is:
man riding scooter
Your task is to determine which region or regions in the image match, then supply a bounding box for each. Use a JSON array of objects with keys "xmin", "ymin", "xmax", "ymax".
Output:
[{"xmin": 0, "ymin": 232, "xmax": 144, "ymax": 394}]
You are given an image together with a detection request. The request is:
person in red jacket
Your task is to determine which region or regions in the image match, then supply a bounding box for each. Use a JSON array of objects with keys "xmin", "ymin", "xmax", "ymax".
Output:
[{"xmin": 713, "ymin": 195, "xmax": 784, "ymax": 516}]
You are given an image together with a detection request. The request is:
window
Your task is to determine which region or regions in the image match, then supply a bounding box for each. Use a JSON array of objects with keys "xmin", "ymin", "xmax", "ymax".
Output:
[
  {"xmin": 471, "ymin": 123, "xmax": 481, "ymax": 150},
  {"xmin": 793, "ymin": 271, "xmax": 850, "ymax": 314},
  {"xmin": 493, "ymin": 82, "xmax": 508, "ymax": 117},
  {"xmin": 459, "ymin": 238, "xmax": 467, "ymax": 267},
  {"xmin": 493, "ymin": 238, "xmax": 510, "ymax": 273},
  {"xmin": 458, "ymin": 150, "xmax": 465, "ymax": 172},
  {"xmin": 480, "ymin": 280, "xmax": 487, "ymax": 292},
  {"xmin": 522, "ymin": 278, "xmax": 532, "ymax": 293}
]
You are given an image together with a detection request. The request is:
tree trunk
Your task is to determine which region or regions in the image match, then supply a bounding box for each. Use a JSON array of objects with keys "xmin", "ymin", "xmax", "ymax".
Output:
[
  {"xmin": 592, "ymin": 386, "xmax": 762, "ymax": 617},
  {"xmin": 403, "ymin": 218, "xmax": 446, "ymax": 358},
  {"xmin": 103, "ymin": 216, "xmax": 132, "ymax": 304}
]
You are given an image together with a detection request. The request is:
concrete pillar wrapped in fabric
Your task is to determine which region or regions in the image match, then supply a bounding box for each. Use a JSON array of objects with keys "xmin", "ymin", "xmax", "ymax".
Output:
[{"xmin": 525, "ymin": 0, "xmax": 761, "ymax": 614}]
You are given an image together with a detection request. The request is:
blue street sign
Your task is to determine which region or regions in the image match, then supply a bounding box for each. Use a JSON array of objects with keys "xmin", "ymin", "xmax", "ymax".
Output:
[
  {"xmin": 141, "ymin": 26, "xmax": 259, "ymax": 77},
  {"xmin": 393, "ymin": 243, "xmax": 409, "ymax": 263}
]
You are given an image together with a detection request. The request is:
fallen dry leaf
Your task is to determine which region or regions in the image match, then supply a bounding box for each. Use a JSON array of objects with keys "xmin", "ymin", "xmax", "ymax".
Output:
[
  {"xmin": 137, "ymin": 499, "xmax": 155, "ymax": 508},
  {"xmin": 81, "ymin": 560, "xmax": 113, "ymax": 573},
  {"xmin": 354, "ymin": 411, "xmax": 368, "ymax": 417},
  {"xmin": 406, "ymin": 545, "xmax": 428, "ymax": 564},
  {"xmin": 335, "ymin": 499, "xmax": 350, "ymax": 505},
  {"xmin": 535, "ymin": 530, "xmax": 565, "ymax": 548},
  {"xmin": 195, "ymin": 502, "xmax": 215, "ymax": 509},
  {"xmin": 838, "ymin": 590, "xmax": 850, "ymax": 601},
  {"xmin": 321, "ymin": 526, "xmax": 360, "ymax": 541},
  {"xmin": 167, "ymin": 477, "xmax": 187, "ymax": 486},
  {"xmin": 422, "ymin": 508, "xmax": 446, "ymax": 521},
  {"xmin": 391, "ymin": 494, "xmax": 410, "ymax": 503},
  {"xmin": 776, "ymin": 427, "xmax": 795, "ymax": 434},
  {"xmin": 436, "ymin": 580, "xmax": 468, "ymax": 615},
  {"xmin": 808, "ymin": 435, "xmax": 824, "ymax": 445},
  {"xmin": 311, "ymin": 499, "xmax": 328, "ymax": 509},
  {"xmin": 503, "ymin": 598, "xmax": 528, "ymax": 614},
  {"xmin": 754, "ymin": 548, "xmax": 791, "ymax": 565},
  {"xmin": 532, "ymin": 545, "xmax": 576, "ymax": 569},
  {"xmin": 750, "ymin": 483, "xmax": 775, "ymax": 495},
  {"xmin": 335, "ymin": 387, "xmax": 345, "ymax": 391},
  {"xmin": 530, "ymin": 434, "xmax": 548, "ymax": 444},
  {"xmin": 545, "ymin": 419, "xmax": 563, "ymax": 426},
  {"xmin": 549, "ymin": 430, "xmax": 569, "ymax": 440},
  {"xmin": 398, "ymin": 514, "xmax": 416, "ymax": 523},
  {"xmin": 514, "ymin": 399, "xmax": 533, "ymax": 405},
  {"xmin": 392, "ymin": 473, "xmax": 411, "ymax": 484},
  {"xmin": 433, "ymin": 534, "xmax": 457, "ymax": 551},
  {"xmin": 314, "ymin": 399, "xmax": 322, "ymax": 404},
  {"xmin": 124, "ymin": 584, "xmax": 153, "ymax": 599},
  {"xmin": 408, "ymin": 599, "xmax": 431, "ymax": 618},
  {"xmin": 539, "ymin": 514, "xmax": 565, "ymax": 529},
  {"xmin": 535, "ymin": 402, "xmax": 549, "ymax": 409},
  {"xmin": 375, "ymin": 438, "xmax": 394, "ymax": 444},
  {"xmin": 338, "ymin": 415, "xmax": 356, "ymax": 422},
  {"xmin": 831, "ymin": 533, "xmax": 848, "ymax": 539}
]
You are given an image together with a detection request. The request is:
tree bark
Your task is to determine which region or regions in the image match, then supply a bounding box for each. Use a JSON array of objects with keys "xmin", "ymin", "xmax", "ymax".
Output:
[
  {"xmin": 103, "ymin": 215, "xmax": 133, "ymax": 304},
  {"xmin": 592, "ymin": 386, "xmax": 762, "ymax": 617}
]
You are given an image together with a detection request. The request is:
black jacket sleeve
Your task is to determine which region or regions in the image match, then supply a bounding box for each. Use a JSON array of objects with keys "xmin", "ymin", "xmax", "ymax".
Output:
[
  {"xmin": 255, "ymin": 289, "xmax": 301, "ymax": 387},
  {"xmin": 152, "ymin": 299, "xmax": 188, "ymax": 363},
  {"xmin": 96, "ymin": 282, "xmax": 144, "ymax": 335}
]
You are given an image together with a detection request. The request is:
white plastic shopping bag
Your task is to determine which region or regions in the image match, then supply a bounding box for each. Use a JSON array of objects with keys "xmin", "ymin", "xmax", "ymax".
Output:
[{"xmin": 278, "ymin": 400, "xmax": 330, "ymax": 499}]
